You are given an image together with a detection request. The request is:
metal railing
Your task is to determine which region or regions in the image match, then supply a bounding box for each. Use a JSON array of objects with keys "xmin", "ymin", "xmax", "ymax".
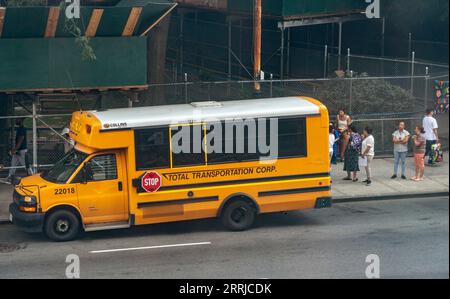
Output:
[{"xmin": 1, "ymin": 75, "xmax": 448, "ymax": 175}]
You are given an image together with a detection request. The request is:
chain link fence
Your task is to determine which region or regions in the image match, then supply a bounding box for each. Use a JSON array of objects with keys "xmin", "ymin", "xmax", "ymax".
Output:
[
  {"xmin": 1, "ymin": 75, "xmax": 448, "ymax": 177},
  {"xmin": 143, "ymin": 75, "xmax": 448, "ymax": 155}
]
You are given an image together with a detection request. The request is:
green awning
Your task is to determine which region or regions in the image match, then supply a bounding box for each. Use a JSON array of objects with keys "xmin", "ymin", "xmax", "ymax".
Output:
[{"xmin": 0, "ymin": 0, "xmax": 175, "ymax": 38}]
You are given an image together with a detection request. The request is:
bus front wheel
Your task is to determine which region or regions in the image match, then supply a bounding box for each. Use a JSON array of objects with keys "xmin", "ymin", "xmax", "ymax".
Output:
[
  {"xmin": 44, "ymin": 209, "xmax": 80, "ymax": 242},
  {"xmin": 221, "ymin": 200, "xmax": 256, "ymax": 231}
]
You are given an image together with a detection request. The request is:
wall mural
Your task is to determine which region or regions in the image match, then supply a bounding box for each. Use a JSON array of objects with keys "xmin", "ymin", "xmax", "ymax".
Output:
[{"xmin": 434, "ymin": 80, "xmax": 449, "ymax": 114}]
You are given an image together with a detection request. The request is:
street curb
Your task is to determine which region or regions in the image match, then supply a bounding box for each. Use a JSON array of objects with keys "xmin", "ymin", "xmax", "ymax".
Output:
[
  {"xmin": 0, "ymin": 219, "xmax": 11, "ymax": 225},
  {"xmin": 0, "ymin": 192, "xmax": 448, "ymax": 225},
  {"xmin": 333, "ymin": 191, "xmax": 449, "ymax": 204}
]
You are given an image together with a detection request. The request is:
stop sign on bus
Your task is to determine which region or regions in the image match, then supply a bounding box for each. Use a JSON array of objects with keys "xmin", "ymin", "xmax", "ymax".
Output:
[{"xmin": 141, "ymin": 171, "xmax": 162, "ymax": 193}]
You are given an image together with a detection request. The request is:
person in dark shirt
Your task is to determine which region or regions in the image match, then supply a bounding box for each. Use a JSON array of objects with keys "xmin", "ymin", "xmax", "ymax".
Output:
[{"xmin": 6, "ymin": 118, "xmax": 34, "ymax": 181}]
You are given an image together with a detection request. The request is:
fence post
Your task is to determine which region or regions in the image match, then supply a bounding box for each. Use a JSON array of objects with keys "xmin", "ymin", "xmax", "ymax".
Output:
[
  {"xmin": 349, "ymin": 70, "xmax": 354, "ymax": 114},
  {"xmin": 179, "ymin": 13, "xmax": 185, "ymax": 77},
  {"xmin": 184, "ymin": 73, "xmax": 188, "ymax": 104},
  {"xmin": 338, "ymin": 22, "xmax": 343, "ymax": 70},
  {"xmin": 32, "ymin": 99, "xmax": 38, "ymax": 172},
  {"xmin": 410, "ymin": 51, "xmax": 415, "ymax": 96},
  {"xmin": 381, "ymin": 119, "xmax": 385, "ymax": 154},
  {"xmin": 424, "ymin": 67, "xmax": 430, "ymax": 110},
  {"xmin": 270, "ymin": 73, "xmax": 274, "ymax": 97},
  {"xmin": 346, "ymin": 48, "xmax": 351, "ymax": 73},
  {"xmin": 323, "ymin": 45, "xmax": 328, "ymax": 78},
  {"xmin": 408, "ymin": 33, "xmax": 412, "ymax": 59},
  {"xmin": 208, "ymin": 82, "xmax": 212, "ymax": 101}
]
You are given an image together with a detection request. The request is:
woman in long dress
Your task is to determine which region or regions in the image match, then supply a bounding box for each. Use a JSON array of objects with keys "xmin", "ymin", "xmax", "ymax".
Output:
[{"xmin": 343, "ymin": 124, "xmax": 362, "ymax": 182}]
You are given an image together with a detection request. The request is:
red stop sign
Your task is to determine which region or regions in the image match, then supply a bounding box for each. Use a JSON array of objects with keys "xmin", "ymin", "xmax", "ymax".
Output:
[{"xmin": 141, "ymin": 171, "xmax": 162, "ymax": 193}]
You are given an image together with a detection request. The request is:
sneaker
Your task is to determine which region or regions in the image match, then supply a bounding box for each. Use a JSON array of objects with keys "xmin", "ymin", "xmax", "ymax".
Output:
[
  {"xmin": 362, "ymin": 179, "xmax": 369, "ymax": 184},
  {"xmin": 391, "ymin": 175, "xmax": 397, "ymax": 179},
  {"xmin": 401, "ymin": 175, "xmax": 407, "ymax": 180},
  {"xmin": 366, "ymin": 180, "xmax": 372, "ymax": 186}
]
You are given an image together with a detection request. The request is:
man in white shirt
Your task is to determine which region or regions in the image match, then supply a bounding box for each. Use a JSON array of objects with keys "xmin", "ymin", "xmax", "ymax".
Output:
[
  {"xmin": 361, "ymin": 127, "xmax": 375, "ymax": 186},
  {"xmin": 422, "ymin": 109, "xmax": 439, "ymax": 165}
]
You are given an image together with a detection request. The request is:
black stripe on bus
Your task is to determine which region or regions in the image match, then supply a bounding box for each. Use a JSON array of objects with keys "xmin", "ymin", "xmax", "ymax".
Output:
[
  {"xmin": 258, "ymin": 186, "xmax": 331, "ymax": 197},
  {"xmin": 137, "ymin": 196, "xmax": 220, "ymax": 208},
  {"xmin": 155, "ymin": 172, "xmax": 330, "ymax": 192}
]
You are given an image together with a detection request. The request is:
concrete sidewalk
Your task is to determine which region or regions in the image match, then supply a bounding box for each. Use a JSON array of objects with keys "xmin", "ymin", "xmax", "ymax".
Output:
[
  {"xmin": 0, "ymin": 153, "xmax": 448, "ymax": 223},
  {"xmin": 332, "ymin": 152, "xmax": 449, "ymax": 201}
]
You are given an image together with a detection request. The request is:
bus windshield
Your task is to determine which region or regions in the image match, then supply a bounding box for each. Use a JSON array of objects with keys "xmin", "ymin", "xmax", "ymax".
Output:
[{"xmin": 42, "ymin": 150, "xmax": 88, "ymax": 184}]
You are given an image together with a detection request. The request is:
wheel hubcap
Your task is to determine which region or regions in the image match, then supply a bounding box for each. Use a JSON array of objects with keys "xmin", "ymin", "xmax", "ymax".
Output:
[{"xmin": 56, "ymin": 219, "xmax": 70, "ymax": 234}]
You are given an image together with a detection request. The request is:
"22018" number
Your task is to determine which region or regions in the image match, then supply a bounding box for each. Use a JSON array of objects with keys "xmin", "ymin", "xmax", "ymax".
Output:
[{"xmin": 54, "ymin": 188, "xmax": 76, "ymax": 195}]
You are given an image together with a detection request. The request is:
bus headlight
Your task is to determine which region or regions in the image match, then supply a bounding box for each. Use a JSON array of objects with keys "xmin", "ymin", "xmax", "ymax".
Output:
[{"xmin": 18, "ymin": 195, "xmax": 38, "ymax": 213}]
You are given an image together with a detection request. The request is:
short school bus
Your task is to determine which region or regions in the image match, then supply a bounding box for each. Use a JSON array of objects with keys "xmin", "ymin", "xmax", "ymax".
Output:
[{"xmin": 10, "ymin": 97, "xmax": 332, "ymax": 241}]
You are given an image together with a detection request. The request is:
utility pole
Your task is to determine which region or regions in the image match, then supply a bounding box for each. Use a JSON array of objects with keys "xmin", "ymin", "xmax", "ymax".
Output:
[{"xmin": 253, "ymin": 0, "xmax": 262, "ymax": 92}]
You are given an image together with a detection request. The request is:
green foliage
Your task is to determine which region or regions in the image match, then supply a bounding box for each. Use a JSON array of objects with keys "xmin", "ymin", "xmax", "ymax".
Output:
[
  {"xmin": 58, "ymin": 1, "xmax": 97, "ymax": 61},
  {"xmin": 316, "ymin": 74, "xmax": 413, "ymax": 115}
]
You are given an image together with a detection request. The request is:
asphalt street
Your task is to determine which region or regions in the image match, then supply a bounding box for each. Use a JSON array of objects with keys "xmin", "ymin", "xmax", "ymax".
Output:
[{"xmin": 0, "ymin": 196, "xmax": 448, "ymax": 279}]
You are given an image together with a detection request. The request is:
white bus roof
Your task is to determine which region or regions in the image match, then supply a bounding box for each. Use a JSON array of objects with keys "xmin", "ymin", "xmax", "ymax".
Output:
[{"xmin": 92, "ymin": 97, "xmax": 322, "ymax": 131}]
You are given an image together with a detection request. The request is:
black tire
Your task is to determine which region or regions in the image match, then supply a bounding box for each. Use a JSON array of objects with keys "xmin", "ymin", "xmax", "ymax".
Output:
[
  {"xmin": 44, "ymin": 210, "xmax": 80, "ymax": 242},
  {"xmin": 221, "ymin": 200, "xmax": 256, "ymax": 231}
]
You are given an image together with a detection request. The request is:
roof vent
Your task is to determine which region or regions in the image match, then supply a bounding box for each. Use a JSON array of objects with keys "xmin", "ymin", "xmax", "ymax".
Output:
[{"xmin": 190, "ymin": 101, "xmax": 223, "ymax": 108}]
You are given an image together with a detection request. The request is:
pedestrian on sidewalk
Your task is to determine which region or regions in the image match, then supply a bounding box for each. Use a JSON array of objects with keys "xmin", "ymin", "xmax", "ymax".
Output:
[
  {"xmin": 343, "ymin": 124, "xmax": 362, "ymax": 182},
  {"xmin": 5, "ymin": 118, "xmax": 34, "ymax": 183},
  {"xmin": 392, "ymin": 122, "xmax": 410, "ymax": 179},
  {"xmin": 412, "ymin": 126, "xmax": 426, "ymax": 182},
  {"xmin": 361, "ymin": 127, "xmax": 375, "ymax": 186},
  {"xmin": 329, "ymin": 124, "xmax": 336, "ymax": 177},
  {"xmin": 62, "ymin": 127, "xmax": 75, "ymax": 154},
  {"xmin": 328, "ymin": 123, "xmax": 336, "ymax": 180},
  {"xmin": 423, "ymin": 109, "xmax": 439, "ymax": 165},
  {"xmin": 335, "ymin": 109, "xmax": 352, "ymax": 162}
]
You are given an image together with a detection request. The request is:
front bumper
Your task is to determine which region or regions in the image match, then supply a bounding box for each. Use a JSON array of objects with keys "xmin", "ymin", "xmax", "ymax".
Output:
[{"xmin": 9, "ymin": 203, "xmax": 45, "ymax": 233}]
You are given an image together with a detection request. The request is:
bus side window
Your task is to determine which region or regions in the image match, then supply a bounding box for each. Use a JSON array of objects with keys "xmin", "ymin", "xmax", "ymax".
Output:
[
  {"xmin": 135, "ymin": 127, "xmax": 171, "ymax": 170},
  {"xmin": 74, "ymin": 154, "xmax": 118, "ymax": 183},
  {"xmin": 171, "ymin": 124, "xmax": 206, "ymax": 168},
  {"xmin": 277, "ymin": 118, "xmax": 307, "ymax": 158}
]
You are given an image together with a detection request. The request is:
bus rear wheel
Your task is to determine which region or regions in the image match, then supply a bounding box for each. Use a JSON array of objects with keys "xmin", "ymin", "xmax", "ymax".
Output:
[
  {"xmin": 44, "ymin": 210, "xmax": 80, "ymax": 242},
  {"xmin": 221, "ymin": 200, "xmax": 256, "ymax": 231}
]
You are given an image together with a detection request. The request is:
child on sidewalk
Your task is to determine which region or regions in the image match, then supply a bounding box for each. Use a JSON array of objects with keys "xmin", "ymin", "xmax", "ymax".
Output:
[{"xmin": 412, "ymin": 126, "xmax": 426, "ymax": 182}]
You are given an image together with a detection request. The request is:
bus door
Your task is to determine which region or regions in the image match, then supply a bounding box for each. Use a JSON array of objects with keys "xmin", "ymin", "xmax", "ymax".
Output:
[{"xmin": 74, "ymin": 151, "xmax": 128, "ymax": 224}]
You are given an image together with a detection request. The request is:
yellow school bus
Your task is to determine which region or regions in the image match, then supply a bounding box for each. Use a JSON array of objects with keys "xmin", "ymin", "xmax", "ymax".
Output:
[{"xmin": 9, "ymin": 97, "xmax": 331, "ymax": 241}]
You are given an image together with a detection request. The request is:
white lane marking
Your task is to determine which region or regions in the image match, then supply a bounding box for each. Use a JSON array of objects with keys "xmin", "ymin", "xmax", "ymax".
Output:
[{"xmin": 90, "ymin": 242, "xmax": 212, "ymax": 254}]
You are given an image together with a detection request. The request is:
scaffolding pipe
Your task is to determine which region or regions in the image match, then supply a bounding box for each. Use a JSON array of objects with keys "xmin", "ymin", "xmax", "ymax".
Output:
[
  {"xmin": 338, "ymin": 22, "xmax": 343, "ymax": 70},
  {"xmin": 280, "ymin": 27, "xmax": 285, "ymax": 80},
  {"xmin": 228, "ymin": 18, "xmax": 232, "ymax": 80},
  {"xmin": 286, "ymin": 28, "xmax": 291, "ymax": 78},
  {"xmin": 323, "ymin": 45, "xmax": 328, "ymax": 78},
  {"xmin": 253, "ymin": 0, "xmax": 262, "ymax": 91},
  {"xmin": 32, "ymin": 100, "xmax": 37, "ymax": 172}
]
